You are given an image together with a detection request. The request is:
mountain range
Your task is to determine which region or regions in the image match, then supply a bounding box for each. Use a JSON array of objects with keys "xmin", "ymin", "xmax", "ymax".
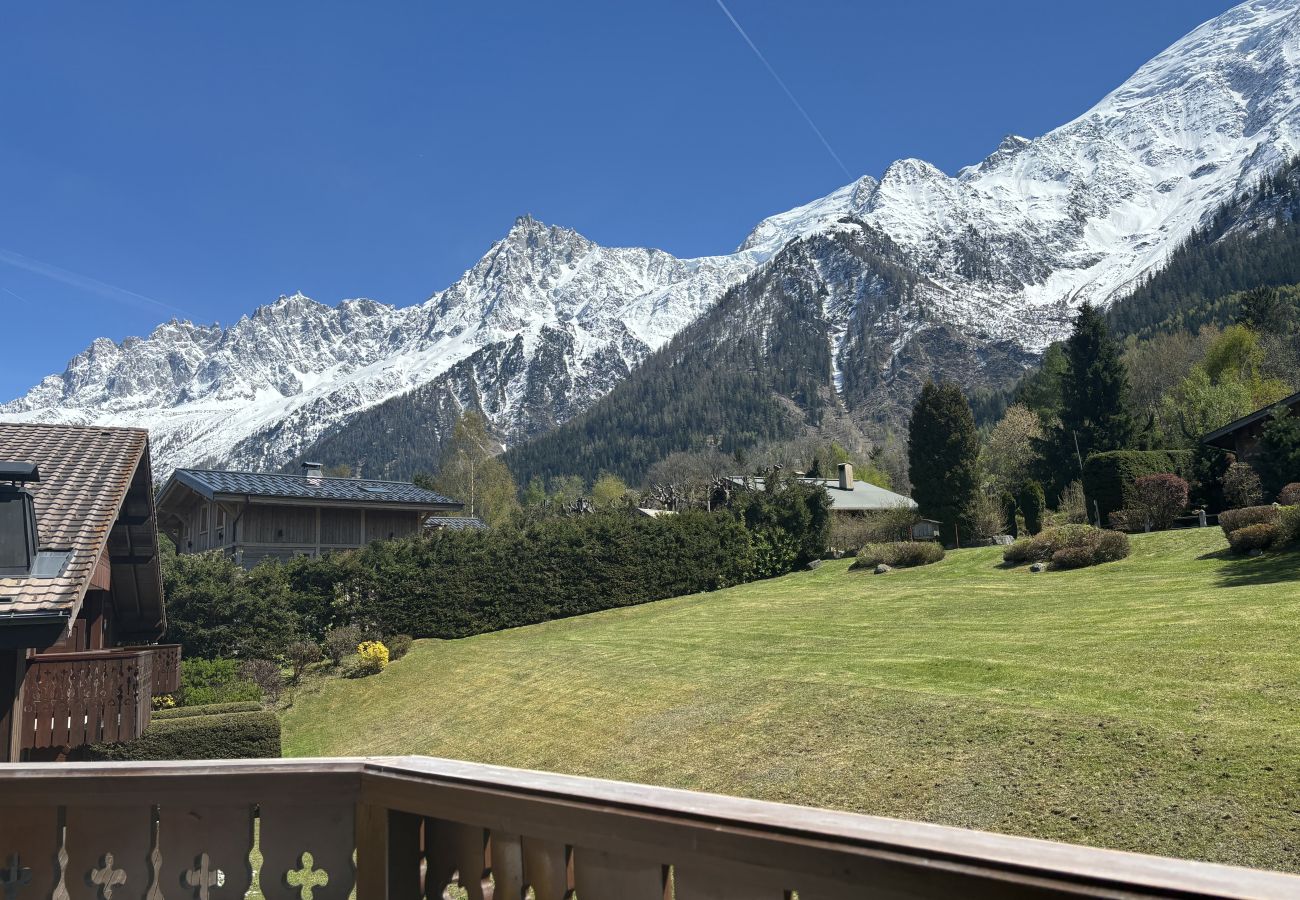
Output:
[{"xmin": 5, "ymin": 0, "xmax": 1300, "ymax": 481}]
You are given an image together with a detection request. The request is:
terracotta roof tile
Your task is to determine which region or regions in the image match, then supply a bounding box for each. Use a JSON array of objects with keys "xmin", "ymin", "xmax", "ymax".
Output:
[{"xmin": 0, "ymin": 422, "xmax": 148, "ymax": 619}]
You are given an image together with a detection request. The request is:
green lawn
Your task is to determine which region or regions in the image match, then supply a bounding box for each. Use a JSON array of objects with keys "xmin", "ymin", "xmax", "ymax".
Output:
[{"xmin": 282, "ymin": 529, "xmax": 1300, "ymax": 873}]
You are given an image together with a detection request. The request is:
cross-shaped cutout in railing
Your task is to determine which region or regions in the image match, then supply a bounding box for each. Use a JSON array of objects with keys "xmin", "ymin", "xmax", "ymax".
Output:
[
  {"xmin": 91, "ymin": 854, "xmax": 128, "ymax": 900},
  {"xmin": 285, "ymin": 853, "xmax": 328, "ymax": 900},
  {"xmin": 0, "ymin": 856, "xmax": 32, "ymax": 900},
  {"xmin": 185, "ymin": 854, "xmax": 225, "ymax": 900}
]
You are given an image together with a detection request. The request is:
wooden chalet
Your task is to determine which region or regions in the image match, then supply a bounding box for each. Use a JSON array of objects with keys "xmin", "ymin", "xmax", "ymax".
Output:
[
  {"xmin": 156, "ymin": 462, "xmax": 463, "ymax": 567},
  {"xmin": 1202, "ymin": 388, "xmax": 1300, "ymax": 463},
  {"xmin": 0, "ymin": 422, "xmax": 178, "ymax": 762}
]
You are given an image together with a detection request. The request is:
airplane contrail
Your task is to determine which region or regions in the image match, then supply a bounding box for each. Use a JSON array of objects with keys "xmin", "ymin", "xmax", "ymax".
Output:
[
  {"xmin": 0, "ymin": 247, "xmax": 187, "ymax": 317},
  {"xmin": 713, "ymin": 0, "xmax": 853, "ymax": 179}
]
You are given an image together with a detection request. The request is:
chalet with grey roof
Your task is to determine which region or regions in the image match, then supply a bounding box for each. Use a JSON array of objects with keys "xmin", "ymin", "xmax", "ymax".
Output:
[
  {"xmin": 727, "ymin": 464, "xmax": 918, "ymax": 514},
  {"xmin": 0, "ymin": 422, "xmax": 178, "ymax": 761},
  {"xmin": 156, "ymin": 462, "xmax": 463, "ymax": 567}
]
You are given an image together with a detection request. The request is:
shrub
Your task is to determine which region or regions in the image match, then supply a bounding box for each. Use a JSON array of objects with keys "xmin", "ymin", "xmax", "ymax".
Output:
[
  {"xmin": 1228, "ymin": 523, "xmax": 1281, "ymax": 555},
  {"xmin": 179, "ymin": 658, "xmax": 262, "ymax": 707},
  {"xmin": 1218, "ymin": 505, "xmax": 1280, "ymax": 538},
  {"xmin": 1277, "ymin": 483, "xmax": 1300, "ymax": 506},
  {"xmin": 1056, "ymin": 481, "xmax": 1088, "ymax": 526},
  {"xmin": 1082, "ymin": 450, "xmax": 1194, "ymax": 525},
  {"xmin": 349, "ymin": 640, "xmax": 389, "ymax": 677},
  {"xmin": 386, "ymin": 634, "xmax": 413, "ymax": 661},
  {"xmin": 1003, "ymin": 525, "xmax": 1129, "ymax": 569},
  {"xmin": 1133, "ymin": 474, "xmax": 1189, "ymax": 531},
  {"xmin": 1222, "ymin": 463, "xmax": 1264, "ymax": 510},
  {"xmin": 323, "ymin": 625, "xmax": 363, "ymax": 666},
  {"xmin": 1017, "ymin": 481, "xmax": 1046, "ymax": 536},
  {"xmin": 153, "ymin": 701, "xmax": 263, "ymax": 720},
  {"xmin": 827, "ymin": 516, "xmax": 878, "ymax": 553},
  {"xmin": 850, "ymin": 542, "xmax": 945, "ymax": 570},
  {"xmin": 83, "ymin": 710, "xmax": 280, "ymax": 761},
  {"xmin": 239, "ymin": 659, "xmax": 284, "ymax": 702},
  {"xmin": 285, "ymin": 640, "xmax": 322, "ymax": 683},
  {"xmin": 967, "ymin": 490, "xmax": 1010, "ymax": 544},
  {"xmin": 1279, "ymin": 506, "xmax": 1300, "ymax": 546}
]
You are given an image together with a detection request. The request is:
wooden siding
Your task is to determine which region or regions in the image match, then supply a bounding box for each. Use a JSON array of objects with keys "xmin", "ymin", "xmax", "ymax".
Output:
[
  {"xmin": 322, "ymin": 508, "xmax": 364, "ymax": 546},
  {"xmin": 366, "ymin": 510, "xmax": 420, "ymax": 543}
]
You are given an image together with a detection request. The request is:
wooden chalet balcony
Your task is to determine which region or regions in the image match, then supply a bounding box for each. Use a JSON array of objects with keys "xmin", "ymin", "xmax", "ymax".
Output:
[
  {"xmin": 0, "ymin": 757, "xmax": 1295, "ymax": 899},
  {"xmin": 19, "ymin": 644, "xmax": 182, "ymax": 753}
]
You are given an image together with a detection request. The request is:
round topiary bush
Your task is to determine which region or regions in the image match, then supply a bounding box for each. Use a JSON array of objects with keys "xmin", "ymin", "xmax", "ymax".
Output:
[
  {"xmin": 1218, "ymin": 505, "xmax": 1280, "ymax": 538},
  {"xmin": 1005, "ymin": 525, "xmax": 1130, "ymax": 570},
  {"xmin": 1228, "ymin": 522, "xmax": 1281, "ymax": 555},
  {"xmin": 850, "ymin": 541, "xmax": 944, "ymax": 570},
  {"xmin": 1277, "ymin": 483, "xmax": 1300, "ymax": 506}
]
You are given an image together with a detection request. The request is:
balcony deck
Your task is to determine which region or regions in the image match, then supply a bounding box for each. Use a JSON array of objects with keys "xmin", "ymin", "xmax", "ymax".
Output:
[{"xmin": 0, "ymin": 756, "xmax": 1295, "ymax": 899}]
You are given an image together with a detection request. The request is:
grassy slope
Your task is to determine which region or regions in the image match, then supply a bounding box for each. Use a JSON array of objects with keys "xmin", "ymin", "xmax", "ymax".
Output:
[{"xmin": 283, "ymin": 530, "xmax": 1300, "ymax": 872}]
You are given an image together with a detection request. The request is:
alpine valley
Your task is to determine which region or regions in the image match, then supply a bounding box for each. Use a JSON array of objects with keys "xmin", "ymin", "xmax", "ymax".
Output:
[{"xmin": 7, "ymin": 0, "xmax": 1300, "ymax": 481}]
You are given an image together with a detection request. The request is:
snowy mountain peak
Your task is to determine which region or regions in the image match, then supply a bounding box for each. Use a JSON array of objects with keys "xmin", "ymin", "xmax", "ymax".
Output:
[{"xmin": 7, "ymin": 0, "xmax": 1300, "ymax": 477}]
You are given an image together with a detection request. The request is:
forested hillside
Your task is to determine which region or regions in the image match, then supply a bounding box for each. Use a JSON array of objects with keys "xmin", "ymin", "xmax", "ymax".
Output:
[{"xmin": 1107, "ymin": 156, "xmax": 1300, "ymax": 339}]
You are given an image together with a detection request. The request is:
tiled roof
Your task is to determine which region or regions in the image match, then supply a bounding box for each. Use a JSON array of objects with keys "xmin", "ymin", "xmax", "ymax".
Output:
[
  {"xmin": 168, "ymin": 469, "xmax": 460, "ymax": 507},
  {"xmin": 0, "ymin": 422, "xmax": 148, "ymax": 619},
  {"xmin": 424, "ymin": 516, "xmax": 488, "ymax": 531}
]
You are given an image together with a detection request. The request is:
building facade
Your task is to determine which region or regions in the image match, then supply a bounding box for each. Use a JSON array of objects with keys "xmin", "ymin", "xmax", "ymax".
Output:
[{"xmin": 156, "ymin": 463, "xmax": 464, "ymax": 567}]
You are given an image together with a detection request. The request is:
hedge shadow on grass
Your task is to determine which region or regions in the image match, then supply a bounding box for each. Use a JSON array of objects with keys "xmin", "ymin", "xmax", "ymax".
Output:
[{"xmin": 1214, "ymin": 548, "xmax": 1300, "ymax": 588}]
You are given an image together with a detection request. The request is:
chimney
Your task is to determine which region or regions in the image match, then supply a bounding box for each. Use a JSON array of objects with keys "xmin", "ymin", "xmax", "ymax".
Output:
[
  {"xmin": 838, "ymin": 462, "xmax": 853, "ymax": 491},
  {"xmin": 302, "ymin": 461, "xmax": 324, "ymax": 483},
  {"xmin": 0, "ymin": 462, "xmax": 40, "ymax": 578}
]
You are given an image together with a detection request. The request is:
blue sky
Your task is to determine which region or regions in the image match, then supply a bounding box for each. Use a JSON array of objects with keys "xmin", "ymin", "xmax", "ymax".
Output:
[{"xmin": 0, "ymin": 0, "xmax": 1235, "ymax": 401}]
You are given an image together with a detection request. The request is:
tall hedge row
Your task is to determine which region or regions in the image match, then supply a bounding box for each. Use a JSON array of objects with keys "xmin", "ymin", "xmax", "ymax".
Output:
[
  {"xmin": 1081, "ymin": 450, "xmax": 1195, "ymax": 524},
  {"xmin": 347, "ymin": 509, "xmax": 756, "ymax": 639}
]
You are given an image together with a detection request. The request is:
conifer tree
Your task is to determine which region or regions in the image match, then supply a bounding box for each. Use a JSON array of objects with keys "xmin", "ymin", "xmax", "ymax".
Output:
[
  {"xmin": 907, "ymin": 381, "xmax": 980, "ymax": 545},
  {"xmin": 1043, "ymin": 303, "xmax": 1136, "ymax": 492}
]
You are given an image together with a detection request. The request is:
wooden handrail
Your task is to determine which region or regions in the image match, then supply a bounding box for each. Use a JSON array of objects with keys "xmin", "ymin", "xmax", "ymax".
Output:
[{"xmin": 0, "ymin": 757, "xmax": 1296, "ymax": 898}]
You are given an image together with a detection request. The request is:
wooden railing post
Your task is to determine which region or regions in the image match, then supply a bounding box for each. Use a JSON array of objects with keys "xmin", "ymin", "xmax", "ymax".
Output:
[{"xmin": 355, "ymin": 803, "xmax": 422, "ymax": 900}]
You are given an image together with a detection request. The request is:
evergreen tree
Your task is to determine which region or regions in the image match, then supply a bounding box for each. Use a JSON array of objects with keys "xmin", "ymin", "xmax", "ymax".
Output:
[
  {"xmin": 1043, "ymin": 304, "xmax": 1136, "ymax": 493},
  {"xmin": 908, "ymin": 381, "xmax": 980, "ymax": 545}
]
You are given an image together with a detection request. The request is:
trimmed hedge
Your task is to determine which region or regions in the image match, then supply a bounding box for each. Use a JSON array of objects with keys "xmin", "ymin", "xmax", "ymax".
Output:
[
  {"xmin": 1081, "ymin": 451, "xmax": 1194, "ymax": 526},
  {"xmin": 1004, "ymin": 525, "xmax": 1131, "ymax": 569},
  {"xmin": 1280, "ymin": 506, "xmax": 1300, "ymax": 546},
  {"xmin": 84, "ymin": 710, "xmax": 280, "ymax": 761},
  {"xmin": 153, "ymin": 701, "xmax": 263, "ymax": 720},
  {"xmin": 347, "ymin": 510, "xmax": 759, "ymax": 640},
  {"xmin": 1049, "ymin": 531, "xmax": 1131, "ymax": 570},
  {"xmin": 1228, "ymin": 523, "xmax": 1281, "ymax": 555},
  {"xmin": 850, "ymin": 542, "xmax": 945, "ymax": 570},
  {"xmin": 1219, "ymin": 505, "xmax": 1281, "ymax": 538}
]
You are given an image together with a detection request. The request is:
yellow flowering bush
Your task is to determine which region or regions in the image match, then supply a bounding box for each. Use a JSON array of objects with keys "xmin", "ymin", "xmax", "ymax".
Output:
[{"xmin": 353, "ymin": 640, "xmax": 389, "ymax": 676}]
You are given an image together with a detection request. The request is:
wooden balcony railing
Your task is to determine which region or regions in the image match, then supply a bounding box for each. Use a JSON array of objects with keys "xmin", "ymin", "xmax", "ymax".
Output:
[
  {"xmin": 0, "ymin": 757, "xmax": 1295, "ymax": 899},
  {"xmin": 149, "ymin": 643, "xmax": 183, "ymax": 696},
  {"xmin": 20, "ymin": 648, "xmax": 155, "ymax": 751}
]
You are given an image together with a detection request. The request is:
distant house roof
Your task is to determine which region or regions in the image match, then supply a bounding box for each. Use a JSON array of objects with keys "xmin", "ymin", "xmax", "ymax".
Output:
[
  {"xmin": 634, "ymin": 507, "xmax": 676, "ymax": 518},
  {"xmin": 1202, "ymin": 389, "xmax": 1300, "ymax": 451},
  {"xmin": 0, "ymin": 422, "xmax": 164, "ymax": 638},
  {"xmin": 727, "ymin": 476, "xmax": 918, "ymax": 512},
  {"xmin": 161, "ymin": 469, "xmax": 462, "ymax": 510},
  {"xmin": 425, "ymin": 516, "xmax": 488, "ymax": 531}
]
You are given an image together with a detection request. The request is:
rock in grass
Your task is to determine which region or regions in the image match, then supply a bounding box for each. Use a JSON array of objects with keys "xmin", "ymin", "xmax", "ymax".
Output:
[
  {"xmin": 1030, "ymin": 562, "xmax": 1047, "ymax": 573},
  {"xmin": 875, "ymin": 563, "xmax": 892, "ymax": 575},
  {"xmin": 807, "ymin": 559, "xmax": 824, "ymax": 571}
]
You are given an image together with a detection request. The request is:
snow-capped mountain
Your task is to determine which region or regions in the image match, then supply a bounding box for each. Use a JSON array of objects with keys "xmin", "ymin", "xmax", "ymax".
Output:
[
  {"xmin": 6, "ymin": 0, "xmax": 1300, "ymax": 477},
  {"xmin": 3, "ymin": 216, "xmax": 783, "ymax": 474}
]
